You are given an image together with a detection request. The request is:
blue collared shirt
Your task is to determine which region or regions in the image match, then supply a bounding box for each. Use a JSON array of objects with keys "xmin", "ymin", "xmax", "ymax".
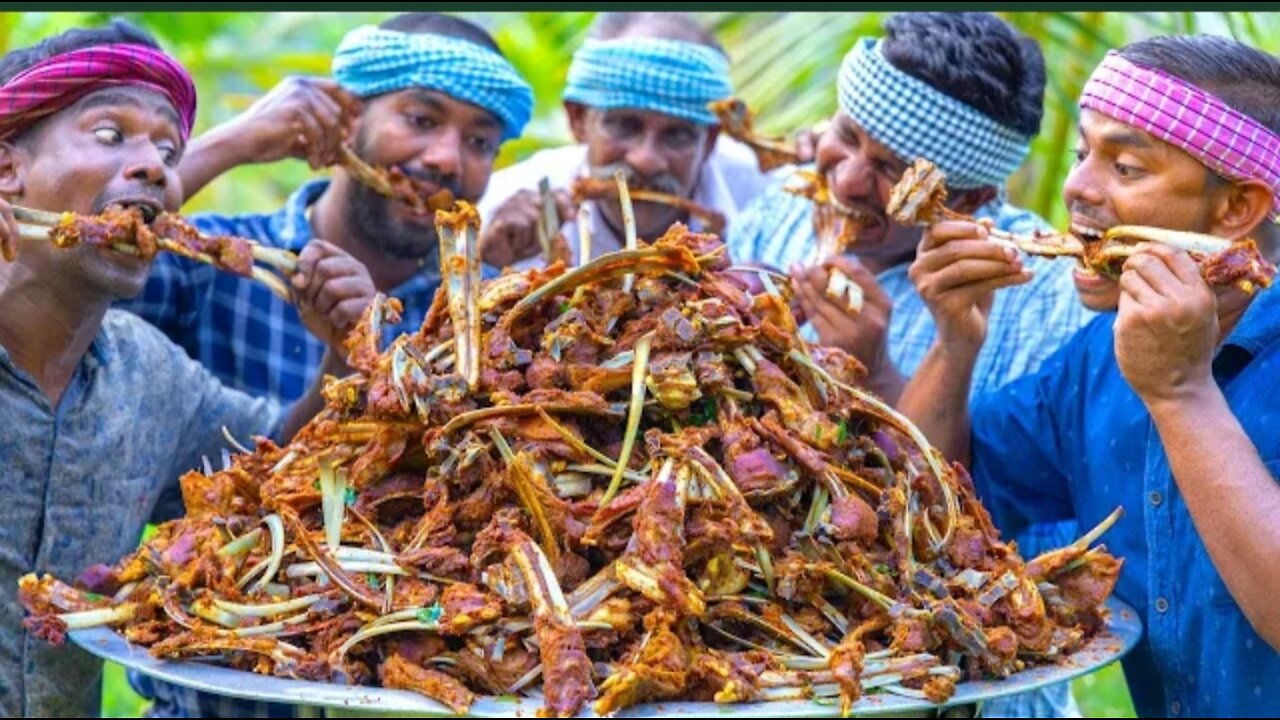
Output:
[
  {"xmin": 970, "ymin": 290, "xmax": 1280, "ymax": 717},
  {"xmin": 116, "ymin": 179, "xmax": 443, "ymax": 404},
  {"xmin": 732, "ymin": 171, "xmax": 1090, "ymax": 718}
]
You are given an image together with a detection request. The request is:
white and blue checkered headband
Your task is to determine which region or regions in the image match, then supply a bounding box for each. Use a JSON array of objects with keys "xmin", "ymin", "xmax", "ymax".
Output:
[
  {"xmin": 838, "ymin": 38, "xmax": 1032, "ymax": 189},
  {"xmin": 332, "ymin": 26, "xmax": 533, "ymax": 141},
  {"xmin": 563, "ymin": 37, "xmax": 733, "ymax": 126}
]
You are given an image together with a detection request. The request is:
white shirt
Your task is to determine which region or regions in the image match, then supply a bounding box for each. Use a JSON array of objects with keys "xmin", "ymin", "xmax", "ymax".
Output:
[{"xmin": 478, "ymin": 136, "xmax": 768, "ymax": 268}]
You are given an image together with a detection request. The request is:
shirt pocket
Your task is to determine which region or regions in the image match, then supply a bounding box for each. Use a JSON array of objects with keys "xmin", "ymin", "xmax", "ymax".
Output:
[{"xmin": 88, "ymin": 474, "xmax": 156, "ymax": 560}]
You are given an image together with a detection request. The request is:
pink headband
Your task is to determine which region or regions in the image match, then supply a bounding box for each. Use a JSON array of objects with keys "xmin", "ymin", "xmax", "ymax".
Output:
[
  {"xmin": 1080, "ymin": 51, "xmax": 1280, "ymax": 217},
  {"xmin": 0, "ymin": 43, "xmax": 197, "ymax": 142}
]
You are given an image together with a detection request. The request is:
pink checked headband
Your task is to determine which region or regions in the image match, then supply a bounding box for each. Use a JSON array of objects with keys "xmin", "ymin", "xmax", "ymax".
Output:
[
  {"xmin": 1080, "ymin": 51, "xmax": 1280, "ymax": 217},
  {"xmin": 0, "ymin": 43, "xmax": 196, "ymax": 142}
]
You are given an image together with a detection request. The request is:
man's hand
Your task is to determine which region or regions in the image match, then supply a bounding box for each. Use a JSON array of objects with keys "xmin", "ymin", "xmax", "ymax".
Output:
[
  {"xmin": 791, "ymin": 257, "xmax": 893, "ymax": 373},
  {"xmin": 228, "ymin": 77, "xmax": 360, "ymax": 170},
  {"xmin": 908, "ymin": 220, "xmax": 1030, "ymax": 354},
  {"xmin": 480, "ymin": 187, "xmax": 574, "ymax": 268},
  {"xmin": 1115, "ymin": 243, "xmax": 1220, "ymax": 405},
  {"xmin": 793, "ymin": 119, "xmax": 829, "ymax": 164},
  {"xmin": 291, "ymin": 240, "xmax": 375, "ymax": 350}
]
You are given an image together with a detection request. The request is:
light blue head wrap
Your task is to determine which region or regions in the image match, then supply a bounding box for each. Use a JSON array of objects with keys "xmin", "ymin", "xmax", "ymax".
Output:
[
  {"xmin": 563, "ymin": 37, "xmax": 733, "ymax": 126},
  {"xmin": 838, "ymin": 38, "xmax": 1032, "ymax": 189},
  {"xmin": 332, "ymin": 25, "xmax": 534, "ymax": 141}
]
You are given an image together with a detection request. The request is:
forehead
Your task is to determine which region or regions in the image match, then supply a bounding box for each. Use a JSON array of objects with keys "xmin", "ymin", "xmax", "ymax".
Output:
[
  {"xmin": 833, "ymin": 111, "xmax": 905, "ymax": 164},
  {"xmin": 593, "ymin": 106, "xmax": 702, "ymax": 132},
  {"xmin": 1077, "ymin": 108, "xmax": 1170, "ymax": 152},
  {"xmin": 1078, "ymin": 108, "xmax": 1218, "ymax": 174},
  {"xmin": 371, "ymin": 87, "xmax": 500, "ymax": 130},
  {"xmin": 66, "ymin": 85, "xmax": 182, "ymax": 132}
]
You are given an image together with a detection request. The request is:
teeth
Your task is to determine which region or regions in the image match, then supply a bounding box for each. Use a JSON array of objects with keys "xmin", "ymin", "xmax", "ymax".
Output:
[
  {"xmin": 829, "ymin": 196, "xmax": 868, "ymax": 221},
  {"xmin": 1069, "ymin": 223, "xmax": 1104, "ymax": 240}
]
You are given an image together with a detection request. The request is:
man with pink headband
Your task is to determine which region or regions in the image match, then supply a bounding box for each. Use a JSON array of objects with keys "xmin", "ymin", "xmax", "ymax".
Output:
[
  {"xmin": 0, "ymin": 21, "xmax": 376, "ymax": 716},
  {"xmin": 901, "ymin": 35, "xmax": 1280, "ymax": 716}
]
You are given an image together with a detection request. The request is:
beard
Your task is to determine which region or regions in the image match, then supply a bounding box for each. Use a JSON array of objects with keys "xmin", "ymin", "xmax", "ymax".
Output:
[
  {"xmin": 345, "ymin": 180, "xmax": 438, "ymax": 261},
  {"xmin": 344, "ymin": 129, "xmax": 463, "ymax": 263}
]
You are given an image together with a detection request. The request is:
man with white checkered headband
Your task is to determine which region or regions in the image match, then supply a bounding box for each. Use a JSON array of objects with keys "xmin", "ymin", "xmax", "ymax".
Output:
[
  {"xmin": 728, "ymin": 15, "xmax": 1090, "ymax": 716},
  {"xmin": 898, "ymin": 34, "xmax": 1280, "ymax": 718},
  {"xmin": 729, "ymin": 12, "xmax": 1092, "ymax": 405},
  {"xmin": 476, "ymin": 12, "xmax": 770, "ymax": 270}
]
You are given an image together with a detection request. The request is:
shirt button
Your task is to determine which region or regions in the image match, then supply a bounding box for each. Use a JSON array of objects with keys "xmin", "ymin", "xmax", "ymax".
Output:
[
  {"xmin": 1155, "ymin": 597, "xmax": 1170, "ymax": 613},
  {"xmin": 1171, "ymin": 700, "xmax": 1182, "ymax": 715},
  {"xmin": 1149, "ymin": 490, "xmax": 1163, "ymax": 506}
]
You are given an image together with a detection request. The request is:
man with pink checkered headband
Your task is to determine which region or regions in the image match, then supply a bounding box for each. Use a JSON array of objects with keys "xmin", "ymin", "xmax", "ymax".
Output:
[{"xmin": 900, "ymin": 35, "xmax": 1280, "ymax": 717}]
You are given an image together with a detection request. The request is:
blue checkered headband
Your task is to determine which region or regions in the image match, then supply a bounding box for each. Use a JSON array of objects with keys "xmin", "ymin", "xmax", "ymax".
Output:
[
  {"xmin": 332, "ymin": 26, "xmax": 533, "ymax": 141},
  {"xmin": 838, "ymin": 38, "xmax": 1032, "ymax": 189},
  {"xmin": 563, "ymin": 37, "xmax": 733, "ymax": 126}
]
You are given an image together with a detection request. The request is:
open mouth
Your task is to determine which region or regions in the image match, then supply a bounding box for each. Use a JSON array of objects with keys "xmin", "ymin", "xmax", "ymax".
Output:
[
  {"xmin": 104, "ymin": 199, "xmax": 162, "ymax": 224},
  {"xmin": 830, "ymin": 196, "xmax": 886, "ymax": 236},
  {"xmin": 1068, "ymin": 222, "xmax": 1106, "ymax": 244}
]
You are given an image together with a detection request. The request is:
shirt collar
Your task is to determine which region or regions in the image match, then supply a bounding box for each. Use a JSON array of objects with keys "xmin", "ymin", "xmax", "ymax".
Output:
[
  {"xmin": 1222, "ymin": 285, "xmax": 1280, "ymax": 356},
  {"xmin": 0, "ymin": 315, "xmax": 114, "ymax": 385},
  {"xmin": 275, "ymin": 178, "xmax": 331, "ymax": 253},
  {"xmin": 84, "ymin": 322, "xmax": 115, "ymax": 369}
]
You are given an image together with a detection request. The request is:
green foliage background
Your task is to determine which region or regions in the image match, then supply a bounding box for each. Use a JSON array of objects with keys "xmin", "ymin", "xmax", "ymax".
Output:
[
  {"xmin": 5, "ymin": 11, "xmax": 1279, "ymax": 229},
  {"xmin": 3, "ymin": 10, "xmax": 1263, "ymax": 716}
]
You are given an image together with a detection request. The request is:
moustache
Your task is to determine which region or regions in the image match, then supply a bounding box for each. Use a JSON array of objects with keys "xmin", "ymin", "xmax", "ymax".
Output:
[
  {"xmin": 588, "ymin": 163, "xmax": 683, "ymax": 197},
  {"xmin": 395, "ymin": 165, "xmax": 464, "ymax": 201}
]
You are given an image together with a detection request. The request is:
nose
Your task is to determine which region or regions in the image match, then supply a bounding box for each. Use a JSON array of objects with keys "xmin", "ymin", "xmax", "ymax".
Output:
[
  {"xmin": 122, "ymin": 145, "xmax": 167, "ymax": 190},
  {"xmin": 1062, "ymin": 157, "xmax": 1105, "ymax": 214},
  {"xmin": 828, "ymin": 151, "xmax": 876, "ymax": 204},
  {"xmin": 624, "ymin": 130, "xmax": 668, "ymax": 179},
  {"xmin": 417, "ymin": 125, "xmax": 463, "ymax": 181}
]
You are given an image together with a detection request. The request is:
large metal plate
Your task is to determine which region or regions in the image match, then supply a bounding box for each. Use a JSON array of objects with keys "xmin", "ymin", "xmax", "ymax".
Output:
[{"xmin": 70, "ymin": 597, "xmax": 1141, "ymax": 717}]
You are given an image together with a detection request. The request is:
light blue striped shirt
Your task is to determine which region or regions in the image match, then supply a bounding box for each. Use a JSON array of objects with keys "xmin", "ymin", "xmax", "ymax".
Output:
[{"xmin": 729, "ymin": 169, "xmax": 1095, "ymax": 396}]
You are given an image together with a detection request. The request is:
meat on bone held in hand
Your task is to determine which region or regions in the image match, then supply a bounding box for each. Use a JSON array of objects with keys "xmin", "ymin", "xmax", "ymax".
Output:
[
  {"xmin": 572, "ymin": 176, "xmax": 727, "ymax": 236},
  {"xmin": 9, "ymin": 203, "xmax": 299, "ymax": 301},
  {"xmin": 708, "ymin": 97, "xmax": 802, "ymax": 172},
  {"xmin": 785, "ymin": 170, "xmax": 868, "ymax": 313},
  {"xmin": 886, "ymin": 158, "xmax": 1276, "ymax": 293},
  {"xmin": 337, "ymin": 144, "xmax": 455, "ymax": 216}
]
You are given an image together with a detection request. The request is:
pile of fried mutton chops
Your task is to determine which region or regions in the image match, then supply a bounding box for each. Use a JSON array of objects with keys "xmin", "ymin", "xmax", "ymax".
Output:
[{"xmin": 20, "ymin": 203, "xmax": 1124, "ymax": 717}]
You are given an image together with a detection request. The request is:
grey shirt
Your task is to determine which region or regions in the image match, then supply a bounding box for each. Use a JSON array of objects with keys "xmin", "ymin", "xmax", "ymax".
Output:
[{"xmin": 0, "ymin": 310, "xmax": 283, "ymax": 717}]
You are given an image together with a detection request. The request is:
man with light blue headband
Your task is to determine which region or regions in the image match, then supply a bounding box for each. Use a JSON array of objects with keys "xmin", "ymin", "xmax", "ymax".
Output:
[
  {"xmin": 119, "ymin": 12, "xmax": 532, "ymax": 717},
  {"xmin": 730, "ymin": 14, "xmax": 1089, "ymax": 717},
  {"xmin": 122, "ymin": 12, "xmax": 531, "ymax": 408},
  {"xmin": 478, "ymin": 12, "xmax": 767, "ymax": 269}
]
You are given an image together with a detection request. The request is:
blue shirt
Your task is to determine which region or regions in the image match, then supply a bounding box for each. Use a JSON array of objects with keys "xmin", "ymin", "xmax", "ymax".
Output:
[
  {"xmin": 116, "ymin": 179, "xmax": 443, "ymax": 405},
  {"xmin": 970, "ymin": 291, "xmax": 1280, "ymax": 717},
  {"xmin": 0, "ymin": 311, "xmax": 280, "ymax": 717},
  {"xmin": 733, "ymin": 172, "xmax": 1089, "ymax": 718}
]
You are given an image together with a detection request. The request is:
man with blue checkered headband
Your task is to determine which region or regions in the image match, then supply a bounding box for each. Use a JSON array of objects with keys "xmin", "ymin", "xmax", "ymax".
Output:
[
  {"xmin": 729, "ymin": 15, "xmax": 1091, "ymax": 717},
  {"xmin": 117, "ymin": 13, "xmax": 533, "ymax": 718},
  {"xmin": 478, "ymin": 12, "xmax": 769, "ymax": 270},
  {"xmin": 119, "ymin": 12, "xmax": 532, "ymax": 407}
]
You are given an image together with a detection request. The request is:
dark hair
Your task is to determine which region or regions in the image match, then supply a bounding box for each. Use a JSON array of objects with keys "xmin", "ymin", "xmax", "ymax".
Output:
[
  {"xmin": 880, "ymin": 12, "xmax": 1045, "ymax": 138},
  {"xmin": 0, "ymin": 19, "xmax": 159, "ymax": 85},
  {"xmin": 379, "ymin": 12, "xmax": 502, "ymax": 56},
  {"xmin": 1118, "ymin": 35, "xmax": 1280, "ymax": 134},
  {"xmin": 589, "ymin": 12, "xmax": 726, "ymax": 56}
]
